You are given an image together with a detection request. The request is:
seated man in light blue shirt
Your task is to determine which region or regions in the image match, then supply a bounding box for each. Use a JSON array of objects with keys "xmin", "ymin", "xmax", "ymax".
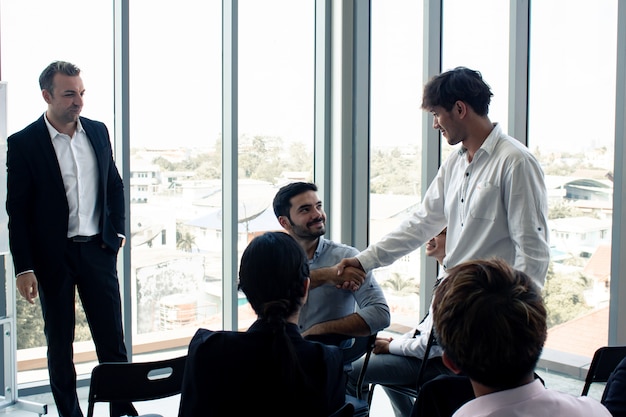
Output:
[{"xmin": 272, "ymin": 182, "xmax": 390, "ymax": 345}]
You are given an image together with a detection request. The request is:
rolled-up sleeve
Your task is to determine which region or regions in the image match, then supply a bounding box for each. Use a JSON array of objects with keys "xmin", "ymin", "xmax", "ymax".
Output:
[{"xmin": 354, "ymin": 270, "xmax": 390, "ymax": 333}]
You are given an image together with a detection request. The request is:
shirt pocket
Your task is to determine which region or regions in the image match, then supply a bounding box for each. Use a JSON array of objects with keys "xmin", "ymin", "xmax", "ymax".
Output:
[{"xmin": 469, "ymin": 182, "xmax": 500, "ymax": 221}]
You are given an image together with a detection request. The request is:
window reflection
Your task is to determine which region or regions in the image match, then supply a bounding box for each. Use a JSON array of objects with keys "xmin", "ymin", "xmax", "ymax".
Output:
[
  {"xmin": 237, "ymin": 0, "xmax": 315, "ymax": 329},
  {"xmin": 528, "ymin": 0, "xmax": 617, "ymax": 358},
  {"xmin": 370, "ymin": 0, "xmax": 423, "ymax": 329},
  {"xmin": 128, "ymin": 0, "xmax": 223, "ymax": 349}
]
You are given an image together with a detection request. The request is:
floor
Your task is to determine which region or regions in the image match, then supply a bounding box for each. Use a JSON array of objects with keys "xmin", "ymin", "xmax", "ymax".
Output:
[{"xmin": 0, "ymin": 368, "xmax": 607, "ymax": 417}]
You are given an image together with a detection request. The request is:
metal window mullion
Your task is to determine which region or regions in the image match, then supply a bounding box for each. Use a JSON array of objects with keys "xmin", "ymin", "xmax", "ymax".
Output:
[
  {"xmin": 314, "ymin": 0, "xmax": 332, "ymax": 211},
  {"xmin": 222, "ymin": 0, "xmax": 238, "ymax": 331},
  {"xmin": 508, "ymin": 0, "xmax": 530, "ymax": 144},
  {"xmin": 420, "ymin": 0, "xmax": 442, "ymax": 319},
  {"xmin": 351, "ymin": 0, "xmax": 371, "ymax": 250},
  {"xmin": 113, "ymin": 0, "xmax": 133, "ymax": 355},
  {"xmin": 609, "ymin": 0, "xmax": 626, "ymax": 346}
]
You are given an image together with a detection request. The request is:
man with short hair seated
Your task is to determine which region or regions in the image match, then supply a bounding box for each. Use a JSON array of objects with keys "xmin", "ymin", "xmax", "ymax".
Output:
[{"xmin": 429, "ymin": 258, "xmax": 611, "ymax": 417}]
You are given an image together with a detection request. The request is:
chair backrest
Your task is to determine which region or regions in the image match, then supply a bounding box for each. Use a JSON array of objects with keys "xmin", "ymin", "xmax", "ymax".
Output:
[
  {"xmin": 86, "ymin": 355, "xmax": 187, "ymax": 417},
  {"xmin": 306, "ymin": 332, "xmax": 377, "ymax": 371},
  {"xmin": 343, "ymin": 333, "xmax": 377, "ymax": 366},
  {"xmin": 364, "ymin": 329, "xmax": 454, "ymax": 408},
  {"xmin": 329, "ymin": 402, "xmax": 355, "ymax": 417},
  {"xmin": 582, "ymin": 346, "xmax": 626, "ymax": 396}
]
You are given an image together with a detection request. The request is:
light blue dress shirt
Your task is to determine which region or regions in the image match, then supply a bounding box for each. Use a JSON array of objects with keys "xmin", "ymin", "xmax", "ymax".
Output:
[{"xmin": 298, "ymin": 237, "xmax": 390, "ymax": 335}]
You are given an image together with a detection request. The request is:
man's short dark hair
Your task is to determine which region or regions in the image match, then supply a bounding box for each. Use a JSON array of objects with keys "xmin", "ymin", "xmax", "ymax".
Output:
[
  {"xmin": 39, "ymin": 61, "xmax": 81, "ymax": 94},
  {"xmin": 432, "ymin": 258, "xmax": 547, "ymax": 390},
  {"xmin": 421, "ymin": 66, "xmax": 493, "ymax": 116},
  {"xmin": 272, "ymin": 182, "xmax": 318, "ymax": 219}
]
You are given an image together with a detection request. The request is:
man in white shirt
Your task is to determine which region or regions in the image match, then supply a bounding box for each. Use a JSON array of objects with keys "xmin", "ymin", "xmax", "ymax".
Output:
[
  {"xmin": 430, "ymin": 258, "xmax": 610, "ymax": 417},
  {"xmin": 338, "ymin": 67, "xmax": 550, "ymax": 287}
]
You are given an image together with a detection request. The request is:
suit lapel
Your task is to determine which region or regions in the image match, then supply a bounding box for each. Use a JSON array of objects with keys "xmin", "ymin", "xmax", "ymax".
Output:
[{"xmin": 35, "ymin": 117, "xmax": 67, "ymax": 195}]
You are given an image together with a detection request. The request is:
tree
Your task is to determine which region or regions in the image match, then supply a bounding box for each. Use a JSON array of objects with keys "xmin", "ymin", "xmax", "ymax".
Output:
[
  {"xmin": 176, "ymin": 229, "xmax": 196, "ymax": 252},
  {"xmin": 16, "ymin": 290, "xmax": 92, "ymax": 350},
  {"xmin": 370, "ymin": 147, "xmax": 420, "ymax": 195},
  {"xmin": 380, "ymin": 272, "xmax": 419, "ymax": 295},
  {"xmin": 543, "ymin": 263, "xmax": 593, "ymax": 328},
  {"xmin": 549, "ymin": 200, "xmax": 584, "ymax": 220}
]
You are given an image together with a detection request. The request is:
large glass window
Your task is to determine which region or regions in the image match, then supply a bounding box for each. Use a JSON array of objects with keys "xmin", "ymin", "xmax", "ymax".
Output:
[
  {"xmin": 237, "ymin": 0, "xmax": 315, "ymax": 328},
  {"xmin": 442, "ymin": 0, "xmax": 510, "ymax": 134},
  {"xmin": 369, "ymin": 0, "xmax": 423, "ymax": 329},
  {"xmin": 528, "ymin": 0, "xmax": 618, "ymax": 359},
  {"xmin": 0, "ymin": 0, "xmax": 114, "ymax": 385},
  {"xmin": 128, "ymin": 0, "xmax": 223, "ymax": 353}
]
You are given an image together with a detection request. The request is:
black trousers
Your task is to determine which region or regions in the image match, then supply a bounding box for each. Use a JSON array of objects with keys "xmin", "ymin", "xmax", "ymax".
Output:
[{"xmin": 38, "ymin": 239, "xmax": 135, "ymax": 417}]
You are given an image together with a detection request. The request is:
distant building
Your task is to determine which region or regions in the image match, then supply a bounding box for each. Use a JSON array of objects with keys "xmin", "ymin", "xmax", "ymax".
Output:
[{"xmin": 548, "ymin": 217, "xmax": 611, "ymax": 258}]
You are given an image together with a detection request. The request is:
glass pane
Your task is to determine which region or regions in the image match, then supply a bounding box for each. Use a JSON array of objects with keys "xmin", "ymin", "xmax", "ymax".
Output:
[
  {"xmin": 128, "ymin": 1, "xmax": 223, "ymax": 352},
  {"xmin": 370, "ymin": 0, "xmax": 423, "ymax": 329},
  {"xmin": 442, "ymin": 0, "xmax": 510, "ymax": 135},
  {"xmin": 1, "ymin": 0, "xmax": 113, "ymax": 385},
  {"xmin": 529, "ymin": 0, "xmax": 617, "ymax": 359},
  {"xmin": 237, "ymin": 0, "xmax": 315, "ymax": 328}
]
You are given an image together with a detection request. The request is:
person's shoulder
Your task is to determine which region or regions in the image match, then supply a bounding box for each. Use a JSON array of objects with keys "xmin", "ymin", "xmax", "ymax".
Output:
[
  {"xmin": 321, "ymin": 238, "xmax": 359, "ymax": 256},
  {"xmin": 494, "ymin": 133, "xmax": 535, "ymax": 158},
  {"xmin": 9, "ymin": 116, "xmax": 45, "ymax": 140},
  {"xmin": 79, "ymin": 116, "xmax": 106, "ymax": 130}
]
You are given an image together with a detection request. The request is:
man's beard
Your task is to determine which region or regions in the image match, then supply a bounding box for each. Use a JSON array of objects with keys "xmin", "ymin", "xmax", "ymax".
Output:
[{"xmin": 289, "ymin": 218, "xmax": 326, "ymax": 240}]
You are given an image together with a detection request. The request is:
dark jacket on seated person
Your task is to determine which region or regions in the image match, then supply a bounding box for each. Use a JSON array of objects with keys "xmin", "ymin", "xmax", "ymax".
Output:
[{"xmin": 178, "ymin": 323, "xmax": 346, "ymax": 417}]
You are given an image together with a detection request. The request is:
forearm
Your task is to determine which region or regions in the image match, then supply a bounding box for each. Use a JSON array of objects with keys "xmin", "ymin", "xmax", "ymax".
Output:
[
  {"xmin": 303, "ymin": 313, "xmax": 371, "ymax": 338},
  {"xmin": 310, "ymin": 265, "xmax": 366, "ymax": 290},
  {"xmin": 309, "ymin": 267, "xmax": 339, "ymax": 289}
]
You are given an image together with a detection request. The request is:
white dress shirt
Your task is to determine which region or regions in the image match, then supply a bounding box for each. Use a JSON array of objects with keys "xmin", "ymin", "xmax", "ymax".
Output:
[
  {"xmin": 45, "ymin": 114, "xmax": 100, "ymax": 238},
  {"xmin": 357, "ymin": 123, "xmax": 550, "ymax": 287},
  {"xmin": 453, "ymin": 379, "xmax": 611, "ymax": 417}
]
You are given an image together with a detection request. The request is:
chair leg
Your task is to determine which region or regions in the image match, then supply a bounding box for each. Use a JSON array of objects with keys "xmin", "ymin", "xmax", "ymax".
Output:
[{"xmin": 367, "ymin": 383, "xmax": 377, "ymax": 407}]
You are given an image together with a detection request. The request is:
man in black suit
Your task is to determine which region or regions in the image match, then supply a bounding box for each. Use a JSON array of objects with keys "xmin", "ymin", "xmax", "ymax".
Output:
[{"xmin": 6, "ymin": 61, "xmax": 136, "ymax": 417}]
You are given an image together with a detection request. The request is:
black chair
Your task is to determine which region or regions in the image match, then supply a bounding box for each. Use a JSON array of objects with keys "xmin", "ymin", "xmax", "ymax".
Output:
[
  {"xmin": 601, "ymin": 355, "xmax": 626, "ymax": 416},
  {"xmin": 86, "ymin": 355, "xmax": 187, "ymax": 417},
  {"xmin": 307, "ymin": 333, "xmax": 377, "ymax": 417},
  {"xmin": 364, "ymin": 330, "xmax": 452, "ymax": 407},
  {"xmin": 329, "ymin": 402, "xmax": 355, "ymax": 417},
  {"xmin": 582, "ymin": 345, "xmax": 626, "ymax": 396},
  {"xmin": 305, "ymin": 332, "xmax": 377, "ymax": 373}
]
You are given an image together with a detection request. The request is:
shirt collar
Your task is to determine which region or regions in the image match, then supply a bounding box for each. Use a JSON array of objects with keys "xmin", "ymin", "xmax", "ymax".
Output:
[
  {"xmin": 44, "ymin": 112, "xmax": 85, "ymax": 140},
  {"xmin": 478, "ymin": 122, "xmax": 502, "ymax": 156},
  {"xmin": 459, "ymin": 122, "xmax": 501, "ymax": 159}
]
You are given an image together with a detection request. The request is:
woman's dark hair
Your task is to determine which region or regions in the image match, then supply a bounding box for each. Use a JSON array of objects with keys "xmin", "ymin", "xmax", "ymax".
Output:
[
  {"xmin": 239, "ymin": 231, "xmax": 309, "ymax": 319},
  {"xmin": 238, "ymin": 231, "xmax": 311, "ymax": 390}
]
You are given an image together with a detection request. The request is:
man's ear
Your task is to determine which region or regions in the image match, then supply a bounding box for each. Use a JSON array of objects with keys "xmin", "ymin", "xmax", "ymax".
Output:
[
  {"xmin": 442, "ymin": 351, "xmax": 462, "ymax": 375},
  {"xmin": 277, "ymin": 215, "xmax": 290, "ymax": 230},
  {"xmin": 454, "ymin": 100, "xmax": 468, "ymax": 118},
  {"xmin": 42, "ymin": 89, "xmax": 52, "ymax": 104}
]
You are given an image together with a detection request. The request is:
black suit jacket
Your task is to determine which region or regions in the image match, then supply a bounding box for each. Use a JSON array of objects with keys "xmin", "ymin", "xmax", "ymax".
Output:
[
  {"xmin": 178, "ymin": 323, "xmax": 347, "ymax": 417},
  {"xmin": 6, "ymin": 115, "xmax": 125, "ymax": 284}
]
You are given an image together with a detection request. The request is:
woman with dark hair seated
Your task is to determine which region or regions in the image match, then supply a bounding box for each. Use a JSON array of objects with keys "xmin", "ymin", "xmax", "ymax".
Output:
[{"xmin": 178, "ymin": 231, "xmax": 347, "ymax": 417}]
